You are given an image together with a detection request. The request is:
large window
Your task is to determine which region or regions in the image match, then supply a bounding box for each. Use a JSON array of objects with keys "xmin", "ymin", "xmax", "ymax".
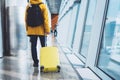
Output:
[
  {"xmin": 98, "ymin": 0, "xmax": 120, "ymax": 79},
  {"xmin": 80, "ymin": 0, "xmax": 97, "ymax": 58}
]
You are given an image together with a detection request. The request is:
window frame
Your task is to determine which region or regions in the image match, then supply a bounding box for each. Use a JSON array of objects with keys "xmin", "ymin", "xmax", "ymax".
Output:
[{"xmin": 86, "ymin": 0, "xmax": 114, "ymax": 79}]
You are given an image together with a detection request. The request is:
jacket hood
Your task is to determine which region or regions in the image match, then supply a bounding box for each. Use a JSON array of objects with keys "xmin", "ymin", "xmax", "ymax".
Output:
[{"xmin": 30, "ymin": 0, "xmax": 42, "ymax": 4}]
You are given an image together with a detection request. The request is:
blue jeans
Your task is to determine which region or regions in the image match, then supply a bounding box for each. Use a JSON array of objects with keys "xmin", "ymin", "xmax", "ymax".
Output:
[{"xmin": 30, "ymin": 35, "xmax": 46, "ymax": 64}]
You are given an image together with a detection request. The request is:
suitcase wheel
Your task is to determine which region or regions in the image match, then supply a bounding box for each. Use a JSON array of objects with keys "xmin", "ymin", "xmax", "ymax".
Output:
[
  {"xmin": 57, "ymin": 65, "xmax": 60, "ymax": 72},
  {"xmin": 40, "ymin": 66, "xmax": 44, "ymax": 72}
]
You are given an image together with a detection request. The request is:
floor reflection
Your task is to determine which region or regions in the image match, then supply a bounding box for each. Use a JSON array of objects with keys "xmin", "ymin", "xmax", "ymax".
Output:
[{"xmin": 0, "ymin": 35, "xmax": 81, "ymax": 80}]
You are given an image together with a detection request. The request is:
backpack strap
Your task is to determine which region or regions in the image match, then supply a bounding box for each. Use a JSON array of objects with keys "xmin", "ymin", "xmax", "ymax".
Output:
[
  {"xmin": 30, "ymin": 2, "xmax": 44, "ymax": 7},
  {"xmin": 38, "ymin": 2, "xmax": 44, "ymax": 5}
]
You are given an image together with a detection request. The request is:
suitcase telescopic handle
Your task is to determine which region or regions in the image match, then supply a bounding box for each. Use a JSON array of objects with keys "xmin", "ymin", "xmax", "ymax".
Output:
[{"xmin": 45, "ymin": 35, "xmax": 47, "ymax": 47}]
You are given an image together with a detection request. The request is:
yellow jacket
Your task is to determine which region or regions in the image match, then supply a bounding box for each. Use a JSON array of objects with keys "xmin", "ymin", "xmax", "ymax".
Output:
[{"xmin": 25, "ymin": 0, "xmax": 50, "ymax": 36}]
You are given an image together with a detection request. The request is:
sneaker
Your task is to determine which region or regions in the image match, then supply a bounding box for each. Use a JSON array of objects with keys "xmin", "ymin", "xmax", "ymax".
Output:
[{"xmin": 33, "ymin": 63, "xmax": 38, "ymax": 67}]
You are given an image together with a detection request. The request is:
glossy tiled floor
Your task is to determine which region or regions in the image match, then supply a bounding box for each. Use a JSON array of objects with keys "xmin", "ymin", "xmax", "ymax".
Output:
[{"xmin": 0, "ymin": 35, "xmax": 81, "ymax": 80}]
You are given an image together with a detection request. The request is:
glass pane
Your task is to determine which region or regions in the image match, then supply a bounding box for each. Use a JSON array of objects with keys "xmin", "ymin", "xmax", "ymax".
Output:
[
  {"xmin": 80, "ymin": 0, "xmax": 97, "ymax": 58},
  {"xmin": 70, "ymin": 4, "xmax": 80, "ymax": 48},
  {"xmin": 0, "ymin": 1, "xmax": 3, "ymax": 57},
  {"xmin": 0, "ymin": 24, "xmax": 2, "ymax": 57},
  {"xmin": 98, "ymin": 0, "xmax": 120, "ymax": 79}
]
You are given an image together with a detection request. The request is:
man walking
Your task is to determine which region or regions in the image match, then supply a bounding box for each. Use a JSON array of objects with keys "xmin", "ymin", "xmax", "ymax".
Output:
[{"xmin": 25, "ymin": 0, "xmax": 50, "ymax": 67}]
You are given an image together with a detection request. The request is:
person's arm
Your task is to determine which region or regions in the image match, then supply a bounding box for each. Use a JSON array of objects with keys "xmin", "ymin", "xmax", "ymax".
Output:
[{"xmin": 42, "ymin": 4, "xmax": 50, "ymax": 34}]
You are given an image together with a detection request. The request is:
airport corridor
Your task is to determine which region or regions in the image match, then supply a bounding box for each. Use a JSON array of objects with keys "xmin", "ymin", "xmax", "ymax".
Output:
[{"xmin": 1, "ymin": 0, "xmax": 119, "ymax": 80}]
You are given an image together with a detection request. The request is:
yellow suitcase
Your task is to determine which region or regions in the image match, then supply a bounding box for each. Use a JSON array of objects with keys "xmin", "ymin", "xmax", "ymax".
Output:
[{"xmin": 40, "ymin": 47, "xmax": 60, "ymax": 72}]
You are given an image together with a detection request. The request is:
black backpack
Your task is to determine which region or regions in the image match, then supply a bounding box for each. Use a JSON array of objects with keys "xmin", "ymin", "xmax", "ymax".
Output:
[{"xmin": 26, "ymin": 3, "xmax": 44, "ymax": 27}]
